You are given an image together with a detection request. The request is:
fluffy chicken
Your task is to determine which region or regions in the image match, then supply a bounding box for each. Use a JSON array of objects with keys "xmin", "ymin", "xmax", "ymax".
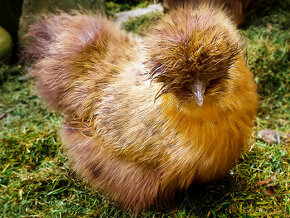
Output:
[{"xmin": 21, "ymin": 2, "xmax": 258, "ymax": 212}]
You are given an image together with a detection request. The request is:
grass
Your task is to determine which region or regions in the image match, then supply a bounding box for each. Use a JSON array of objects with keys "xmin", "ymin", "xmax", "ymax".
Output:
[
  {"xmin": 122, "ymin": 11, "xmax": 163, "ymax": 35},
  {"xmin": 106, "ymin": 0, "xmax": 150, "ymax": 17},
  {"xmin": 0, "ymin": 0, "xmax": 289, "ymax": 217}
]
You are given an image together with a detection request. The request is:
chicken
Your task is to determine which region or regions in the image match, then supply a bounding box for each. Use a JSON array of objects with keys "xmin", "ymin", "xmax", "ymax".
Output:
[{"xmin": 21, "ymin": 2, "xmax": 258, "ymax": 213}]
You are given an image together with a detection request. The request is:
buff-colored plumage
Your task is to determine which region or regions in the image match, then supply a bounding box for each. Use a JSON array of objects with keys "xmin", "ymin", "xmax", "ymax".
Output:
[{"xmin": 21, "ymin": 2, "xmax": 258, "ymax": 213}]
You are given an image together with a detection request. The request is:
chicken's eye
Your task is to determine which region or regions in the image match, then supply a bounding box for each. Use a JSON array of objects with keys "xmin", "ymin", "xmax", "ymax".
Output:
[{"xmin": 206, "ymin": 78, "xmax": 221, "ymax": 92}]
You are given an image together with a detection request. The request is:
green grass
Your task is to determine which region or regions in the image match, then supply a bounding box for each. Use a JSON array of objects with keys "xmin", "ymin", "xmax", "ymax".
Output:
[
  {"xmin": 106, "ymin": 0, "xmax": 150, "ymax": 17},
  {"xmin": 0, "ymin": 0, "xmax": 289, "ymax": 217},
  {"xmin": 122, "ymin": 11, "xmax": 163, "ymax": 35},
  {"xmin": 242, "ymin": 0, "xmax": 290, "ymax": 132}
]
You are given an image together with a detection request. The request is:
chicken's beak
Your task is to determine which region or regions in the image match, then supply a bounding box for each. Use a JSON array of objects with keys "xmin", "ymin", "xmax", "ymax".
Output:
[{"xmin": 192, "ymin": 79, "xmax": 205, "ymax": 107}]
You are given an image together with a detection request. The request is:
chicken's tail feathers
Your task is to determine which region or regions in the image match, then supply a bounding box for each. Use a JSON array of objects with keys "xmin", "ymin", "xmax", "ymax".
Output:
[
  {"xmin": 20, "ymin": 11, "xmax": 134, "ymax": 119},
  {"xmin": 20, "ymin": 14, "xmax": 62, "ymax": 63},
  {"xmin": 19, "ymin": 12, "xmax": 108, "ymax": 112}
]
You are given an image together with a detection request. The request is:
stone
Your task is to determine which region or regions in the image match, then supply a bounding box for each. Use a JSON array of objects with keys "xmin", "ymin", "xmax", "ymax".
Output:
[
  {"xmin": 0, "ymin": 26, "xmax": 13, "ymax": 62},
  {"xmin": 19, "ymin": 0, "xmax": 106, "ymax": 38},
  {"xmin": 258, "ymin": 129, "xmax": 279, "ymax": 144},
  {"xmin": 115, "ymin": 3, "xmax": 164, "ymax": 25}
]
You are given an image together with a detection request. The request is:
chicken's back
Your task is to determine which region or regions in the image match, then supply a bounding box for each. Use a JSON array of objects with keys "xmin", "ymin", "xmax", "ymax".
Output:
[{"xmin": 21, "ymin": 12, "xmax": 138, "ymax": 123}]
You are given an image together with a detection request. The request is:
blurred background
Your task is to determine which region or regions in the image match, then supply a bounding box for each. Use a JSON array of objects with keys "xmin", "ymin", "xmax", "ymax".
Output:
[{"xmin": 0, "ymin": 0, "xmax": 289, "ymax": 217}]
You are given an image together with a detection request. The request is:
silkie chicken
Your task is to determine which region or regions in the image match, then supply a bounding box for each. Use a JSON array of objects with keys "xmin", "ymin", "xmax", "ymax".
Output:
[{"xmin": 21, "ymin": 1, "xmax": 258, "ymax": 213}]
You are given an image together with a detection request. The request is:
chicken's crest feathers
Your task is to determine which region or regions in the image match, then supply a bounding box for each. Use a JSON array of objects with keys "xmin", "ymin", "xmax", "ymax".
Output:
[{"xmin": 145, "ymin": 3, "xmax": 244, "ymax": 100}]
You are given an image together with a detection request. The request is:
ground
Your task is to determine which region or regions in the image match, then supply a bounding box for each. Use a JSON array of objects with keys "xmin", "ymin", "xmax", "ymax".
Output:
[{"xmin": 0, "ymin": 0, "xmax": 289, "ymax": 217}]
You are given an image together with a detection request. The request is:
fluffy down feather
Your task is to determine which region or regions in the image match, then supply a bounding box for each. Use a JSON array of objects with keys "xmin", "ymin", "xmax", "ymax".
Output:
[{"xmin": 21, "ymin": 3, "xmax": 258, "ymax": 212}]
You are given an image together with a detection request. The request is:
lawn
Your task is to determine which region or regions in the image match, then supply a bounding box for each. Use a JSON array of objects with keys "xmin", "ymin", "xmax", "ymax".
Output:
[{"xmin": 0, "ymin": 0, "xmax": 289, "ymax": 217}]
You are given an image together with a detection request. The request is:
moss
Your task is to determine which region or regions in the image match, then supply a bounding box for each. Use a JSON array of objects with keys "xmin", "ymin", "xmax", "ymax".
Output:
[
  {"xmin": 122, "ymin": 11, "xmax": 163, "ymax": 35},
  {"xmin": 106, "ymin": 0, "xmax": 149, "ymax": 17},
  {"xmin": 242, "ymin": 0, "xmax": 290, "ymax": 131}
]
